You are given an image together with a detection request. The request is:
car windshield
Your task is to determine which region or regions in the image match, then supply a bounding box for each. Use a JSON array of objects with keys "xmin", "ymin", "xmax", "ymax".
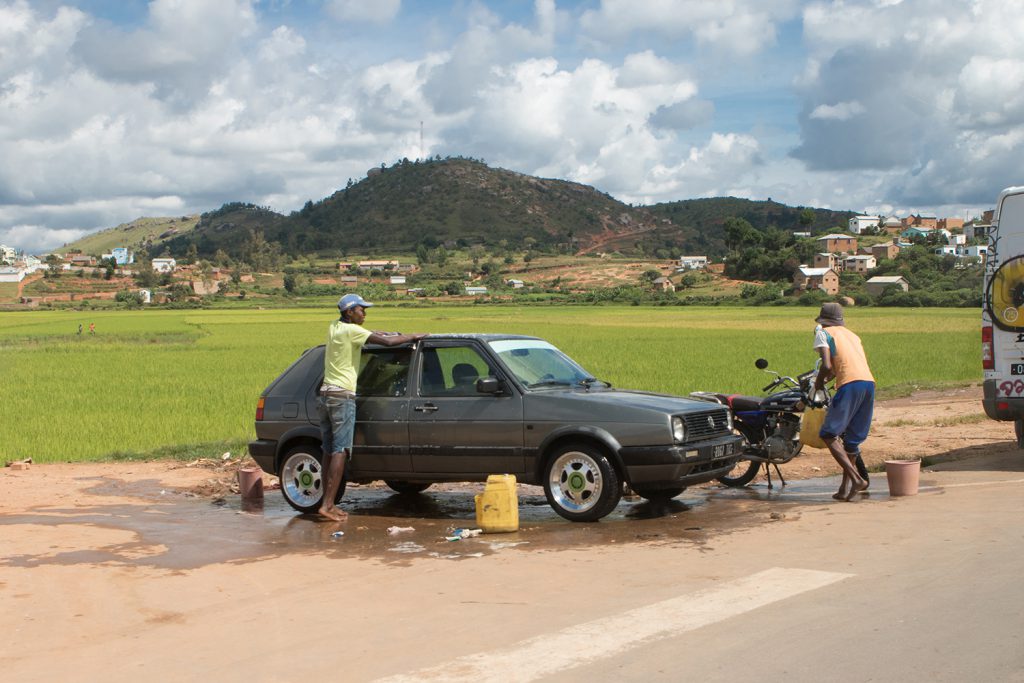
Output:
[{"xmin": 487, "ymin": 339, "xmax": 593, "ymax": 389}]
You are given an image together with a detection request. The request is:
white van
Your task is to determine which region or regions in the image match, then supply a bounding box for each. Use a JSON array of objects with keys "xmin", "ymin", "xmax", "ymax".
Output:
[{"xmin": 982, "ymin": 186, "xmax": 1024, "ymax": 444}]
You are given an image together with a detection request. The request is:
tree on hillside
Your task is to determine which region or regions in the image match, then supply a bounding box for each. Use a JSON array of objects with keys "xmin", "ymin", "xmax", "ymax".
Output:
[{"xmin": 724, "ymin": 217, "xmax": 762, "ymax": 250}]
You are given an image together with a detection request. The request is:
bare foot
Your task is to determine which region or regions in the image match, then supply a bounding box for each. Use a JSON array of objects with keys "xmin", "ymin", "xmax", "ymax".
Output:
[
  {"xmin": 844, "ymin": 479, "xmax": 868, "ymax": 501},
  {"xmin": 318, "ymin": 506, "xmax": 348, "ymax": 522},
  {"xmin": 832, "ymin": 489, "xmax": 847, "ymax": 501}
]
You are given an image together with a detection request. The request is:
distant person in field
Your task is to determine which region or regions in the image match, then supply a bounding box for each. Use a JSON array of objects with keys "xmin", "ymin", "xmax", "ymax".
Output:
[
  {"xmin": 812, "ymin": 302, "xmax": 874, "ymax": 501},
  {"xmin": 77, "ymin": 323, "xmax": 82, "ymax": 335},
  {"xmin": 89, "ymin": 322, "xmax": 95, "ymax": 334},
  {"xmin": 317, "ymin": 293, "xmax": 428, "ymax": 522}
]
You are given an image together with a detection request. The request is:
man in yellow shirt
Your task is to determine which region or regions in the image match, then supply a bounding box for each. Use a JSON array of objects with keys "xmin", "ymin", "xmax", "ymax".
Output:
[
  {"xmin": 812, "ymin": 302, "xmax": 874, "ymax": 501},
  {"xmin": 318, "ymin": 294, "xmax": 427, "ymax": 522}
]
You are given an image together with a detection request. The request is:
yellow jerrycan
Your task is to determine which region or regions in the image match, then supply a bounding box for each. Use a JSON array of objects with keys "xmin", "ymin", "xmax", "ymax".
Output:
[{"xmin": 474, "ymin": 474, "xmax": 519, "ymax": 533}]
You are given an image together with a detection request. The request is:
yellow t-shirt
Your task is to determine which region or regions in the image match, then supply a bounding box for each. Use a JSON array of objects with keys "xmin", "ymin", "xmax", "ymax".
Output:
[
  {"xmin": 323, "ymin": 320, "xmax": 371, "ymax": 391},
  {"xmin": 819, "ymin": 325, "xmax": 874, "ymax": 388}
]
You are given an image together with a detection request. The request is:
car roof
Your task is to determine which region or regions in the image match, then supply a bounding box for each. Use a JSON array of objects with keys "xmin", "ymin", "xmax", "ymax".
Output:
[{"xmin": 362, "ymin": 333, "xmax": 540, "ymax": 350}]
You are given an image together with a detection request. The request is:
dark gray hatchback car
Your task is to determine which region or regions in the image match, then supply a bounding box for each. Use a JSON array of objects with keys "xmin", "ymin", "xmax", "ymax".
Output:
[{"xmin": 249, "ymin": 334, "xmax": 742, "ymax": 522}]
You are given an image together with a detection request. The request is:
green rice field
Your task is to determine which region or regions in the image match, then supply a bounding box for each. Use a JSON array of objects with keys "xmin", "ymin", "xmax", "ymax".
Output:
[{"xmin": 0, "ymin": 306, "xmax": 980, "ymax": 462}]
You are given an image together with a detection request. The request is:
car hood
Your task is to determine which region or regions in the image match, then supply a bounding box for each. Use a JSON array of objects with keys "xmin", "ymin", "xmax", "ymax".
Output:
[{"xmin": 523, "ymin": 387, "xmax": 718, "ymax": 423}]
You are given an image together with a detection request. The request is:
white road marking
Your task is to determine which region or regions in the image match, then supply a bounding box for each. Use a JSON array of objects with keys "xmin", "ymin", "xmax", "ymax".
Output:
[{"xmin": 377, "ymin": 567, "xmax": 851, "ymax": 683}]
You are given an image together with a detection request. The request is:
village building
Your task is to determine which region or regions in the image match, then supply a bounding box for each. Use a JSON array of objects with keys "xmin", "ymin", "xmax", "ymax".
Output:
[
  {"xmin": 677, "ymin": 255, "xmax": 708, "ymax": 270},
  {"xmin": 793, "ymin": 266, "xmax": 840, "ymax": 295},
  {"xmin": 793, "ymin": 231, "xmax": 811, "ymax": 239},
  {"xmin": 465, "ymin": 286, "xmax": 488, "ymax": 296},
  {"xmin": 937, "ymin": 217, "xmax": 964, "ymax": 232},
  {"xmin": 843, "ymin": 255, "xmax": 877, "ymax": 274},
  {"xmin": 870, "ymin": 240, "xmax": 901, "ymax": 261},
  {"xmin": 652, "ymin": 277, "xmax": 675, "ymax": 292},
  {"xmin": 0, "ymin": 266, "xmax": 25, "ymax": 282},
  {"xmin": 190, "ymin": 279, "xmax": 220, "ymax": 296},
  {"xmin": 358, "ymin": 260, "xmax": 399, "ymax": 271},
  {"xmin": 389, "ymin": 275, "xmax": 407, "ymax": 285},
  {"xmin": 111, "ymin": 247, "xmax": 134, "ymax": 265},
  {"xmin": 965, "ymin": 224, "xmax": 993, "ymax": 241},
  {"xmin": 957, "ymin": 245, "xmax": 989, "ymax": 261},
  {"xmin": 506, "ymin": 279, "xmax": 524, "ymax": 289},
  {"xmin": 865, "ymin": 276, "xmax": 910, "ymax": 296},
  {"xmin": 151, "ymin": 258, "xmax": 177, "ymax": 273},
  {"xmin": 881, "ymin": 216, "xmax": 903, "ymax": 234},
  {"xmin": 813, "ymin": 253, "xmax": 837, "ymax": 269},
  {"xmin": 848, "ymin": 215, "xmax": 879, "ymax": 235},
  {"xmin": 902, "ymin": 214, "xmax": 937, "ymax": 229},
  {"xmin": 0, "ymin": 245, "xmax": 17, "ymax": 263},
  {"xmin": 901, "ymin": 226, "xmax": 933, "ymax": 240},
  {"xmin": 815, "ymin": 234, "xmax": 858, "ymax": 254}
]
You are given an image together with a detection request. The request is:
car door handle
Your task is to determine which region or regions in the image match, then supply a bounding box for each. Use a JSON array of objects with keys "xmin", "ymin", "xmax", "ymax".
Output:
[{"xmin": 413, "ymin": 403, "xmax": 439, "ymax": 413}]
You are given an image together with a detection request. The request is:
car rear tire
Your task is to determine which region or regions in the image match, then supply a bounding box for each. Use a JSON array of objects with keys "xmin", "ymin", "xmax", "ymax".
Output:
[
  {"xmin": 279, "ymin": 446, "xmax": 346, "ymax": 514},
  {"xmin": 384, "ymin": 480, "xmax": 432, "ymax": 495},
  {"xmin": 543, "ymin": 443, "xmax": 621, "ymax": 522},
  {"xmin": 633, "ymin": 486, "xmax": 685, "ymax": 501},
  {"xmin": 716, "ymin": 458, "xmax": 761, "ymax": 488},
  {"xmin": 1016, "ymin": 418, "xmax": 1024, "ymax": 449}
]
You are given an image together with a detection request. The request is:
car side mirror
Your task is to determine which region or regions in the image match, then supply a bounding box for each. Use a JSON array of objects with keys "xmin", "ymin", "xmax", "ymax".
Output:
[
  {"xmin": 755, "ymin": 358, "xmax": 769, "ymax": 370},
  {"xmin": 476, "ymin": 377, "xmax": 501, "ymax": 394}
]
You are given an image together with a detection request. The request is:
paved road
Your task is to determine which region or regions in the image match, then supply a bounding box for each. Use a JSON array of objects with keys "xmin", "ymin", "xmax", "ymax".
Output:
[{"xmin": 1, "ymin": 452, "xmax": 1022, "ymax": 682}]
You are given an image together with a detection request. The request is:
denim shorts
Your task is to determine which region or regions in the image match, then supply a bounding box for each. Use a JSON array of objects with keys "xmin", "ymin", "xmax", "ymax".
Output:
[
  {"xmin": 820, "ymin": 380, "xmax": 875, "ymax": 454},
  {"xmin": 317, "ymin": 395, "xmax": 356, "ymax": 458}
]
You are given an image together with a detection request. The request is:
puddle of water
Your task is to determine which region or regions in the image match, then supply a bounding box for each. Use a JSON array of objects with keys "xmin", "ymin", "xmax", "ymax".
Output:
[{"xmin": 0, "ymin": 475, "xmax": 866, "ymax": 570}]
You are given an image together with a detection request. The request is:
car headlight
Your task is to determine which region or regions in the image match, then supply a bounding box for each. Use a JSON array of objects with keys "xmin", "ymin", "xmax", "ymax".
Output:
[
  {"xmin": 726, "ymin": 411, "xmax": 733, "ymax": 432},
  {"xmin": 672, "ymin": 416, "xmax": 685, "ymax": 442}
]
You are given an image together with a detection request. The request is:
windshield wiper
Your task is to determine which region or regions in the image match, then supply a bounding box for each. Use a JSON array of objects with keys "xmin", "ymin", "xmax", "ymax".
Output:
[
  {"xmin": 528, "ymin": 379, "xmax": 573, "ymax": 388},
  {"xmin": 579, "ymin": 377, "xmax": 611, "ymax": 389}
]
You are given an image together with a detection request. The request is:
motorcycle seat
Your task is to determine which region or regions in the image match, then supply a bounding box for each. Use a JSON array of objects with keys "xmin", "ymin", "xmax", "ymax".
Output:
[{"xmin": 722, "ymin": 394, "xmax": 764, "ymax": 412}]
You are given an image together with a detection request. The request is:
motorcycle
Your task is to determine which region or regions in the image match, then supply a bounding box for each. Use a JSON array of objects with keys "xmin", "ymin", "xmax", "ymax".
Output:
[{"xmin": 690, "ymin": 358, "xmax": 824, "ymax": 488}]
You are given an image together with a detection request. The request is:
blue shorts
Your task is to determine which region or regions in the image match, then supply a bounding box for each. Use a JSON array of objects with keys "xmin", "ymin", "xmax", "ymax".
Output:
[
  {"xmin": 820, "ymin": 380, "xmax": 875, "ymax": 454},
  {"xmin": 317, "ymin": 395, "xmax": 356, "ymax": 458}
]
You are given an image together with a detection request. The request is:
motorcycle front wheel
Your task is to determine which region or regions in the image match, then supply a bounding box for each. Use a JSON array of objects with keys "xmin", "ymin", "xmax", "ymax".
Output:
[{"xmin": 716, "ymin": 458, "xmax": 761, "ymax": 487}]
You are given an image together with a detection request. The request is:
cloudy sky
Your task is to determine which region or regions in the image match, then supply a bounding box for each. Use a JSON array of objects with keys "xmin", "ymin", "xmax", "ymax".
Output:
[{"xmin": 2, "ymin": 0, "xmax": 1022, "ymax": 252}]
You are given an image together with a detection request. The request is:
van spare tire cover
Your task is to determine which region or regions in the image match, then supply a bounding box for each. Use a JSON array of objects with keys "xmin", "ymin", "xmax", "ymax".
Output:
[{"xmin": 989, "ymin": 256, "xmax": 1024, "ymax": 331}]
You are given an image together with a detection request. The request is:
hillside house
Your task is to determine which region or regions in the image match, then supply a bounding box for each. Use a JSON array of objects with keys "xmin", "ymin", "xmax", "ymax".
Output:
[
  {"xmin": 813, "ymin": 253, "xmax": 837, "ymax": 269},
  {"xmin": 901, "ymin": 226, "xmax": 933, "ymax": 240},
  {"xmin": 958, "ymin": 245, "xmax": 988, "ymax": 261},
  {"xmin": 190, "ymin": 279, "xmax": 220, "ymax": 296},
  {"xmin": 881, "ymin": 216, "xmax": 903, "ymax": 234},
  {"xmin": 465, "ymin": 286, "xmax": 488, "ymax": 296},
  {"xmin": 965, "ymin": 224, "xmax": 992, "ymax": 241},
  {"xmin": 865, "ymin": 276, "xmax": 910, "ymax": 295},
  {"xmin": 652, "ymin": 277, "xmax": 675, "ymax": 292},
  {"xmin": 151, "ymin": 258, "xmax": 177, "ymax": 273},
  {"xmin": 937, "ymin": 218, "xmax": 964, "ymax": 232},
  {"xmin": 949, "ymin": 233, "xmax": 967, "ymax": 246},
  {"xmin": 340, "ymin": 275, "xmax": 359, "ymax": 285},
  {"xmin": 70, "ymin": 255, "xmax": 96, "ymax": 267},
  {"xmin": 506, "ymin": 279, "xmax": 524, "ymax": 289},
  {"xmin": 843, "ymin": 255, "xmax": 877, "ymax": 273},
  {"xmin": 870, "ymin": 240, "xmax": 901, "ymax": 261},
  {"xmin": 677, "ymin": 255, "xmax": 708, "ymax": 270},
  {"xmin": 793, "ymin": 267, "xmax": 840, "ymax": 295},
  {"xmin": 111, "ymin": 247, "xmax": 134, "ymax": 265},
  {"xmin": 793, "ymin": 231, "xmax": 811, "ymax": 238},
  {"xmin": 0, "ymin": 266, "xmax": 25, "ymax": 282},
  {"xmin": 0, "ymin": 245, "xmax": 16, "ymax": 263},
  {"xmin": 358, "ymin": 260, "xmax": 399, "ymax": 271},
  {"xmin": 902, "ymin": 214, "xmax": 937, "ymax": 229},
  {"xmin": 816, "ymin": 234, "xmax": 858, "ymax": 254},
  {"xmin": 848, "ymin": 215, "xmax": 879, "ymax": 234},
  {"xmin": 389, "ymin": 275, "xmax": 407, "ymax": 285}
]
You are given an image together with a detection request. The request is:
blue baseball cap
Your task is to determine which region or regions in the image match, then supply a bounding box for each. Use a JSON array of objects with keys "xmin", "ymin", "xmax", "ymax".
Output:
[{"xmin": 338, "ymin": 293, "xmax": 374, "ymax": 313}]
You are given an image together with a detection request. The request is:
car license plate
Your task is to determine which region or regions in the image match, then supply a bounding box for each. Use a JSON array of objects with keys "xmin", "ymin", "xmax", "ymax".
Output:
[
  {"xmin": 1013, "ymin": 363, "xmax": 1024, "ymax": 375},
  {"xmin": 714, "ymin": 443, "xmax": 732, "ymax": 458}
]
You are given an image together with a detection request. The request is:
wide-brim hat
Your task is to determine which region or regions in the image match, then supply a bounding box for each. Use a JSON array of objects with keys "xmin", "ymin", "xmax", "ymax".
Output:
[
  {"xmin": 338, "ymin": 293, "xmax": 374, "ymax": 312},
  {"xmin": 816, "ymin": 302, "xmax": 844, "ymax": 326}
]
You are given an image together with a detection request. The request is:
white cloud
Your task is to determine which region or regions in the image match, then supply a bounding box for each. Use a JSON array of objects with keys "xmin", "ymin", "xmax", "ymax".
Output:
[
  {"xmin": 325, "ymin": 0, "xmax": 401, "ymax": 24},
  {"xmin": 0, "ymin": 225, "xmax": 88, "ymax": 253},
  {"xmin": 809, "ymin": 100, "xmax": 866, "ymax": 121}
]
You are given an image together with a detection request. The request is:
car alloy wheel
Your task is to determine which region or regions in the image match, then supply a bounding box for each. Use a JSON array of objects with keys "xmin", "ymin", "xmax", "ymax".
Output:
[{"xmin": 543, "ymin": 444, "xmax": 621, "ymax": 522}]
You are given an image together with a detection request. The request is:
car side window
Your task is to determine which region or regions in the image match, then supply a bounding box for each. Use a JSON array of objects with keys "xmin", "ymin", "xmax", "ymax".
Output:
[
  {"xmin": 358, "ymin": 348, "xmax": 412, "ymax": 397},
  {"xmin": 419, "ymin": 345, "xmax": 497, "ymax": 397}
]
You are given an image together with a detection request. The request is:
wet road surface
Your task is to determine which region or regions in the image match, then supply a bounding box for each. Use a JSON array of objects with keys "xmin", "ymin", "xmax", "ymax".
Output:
[{"xmin": 0, "ymin": 474, "xmax": 909, "ymax": 570}]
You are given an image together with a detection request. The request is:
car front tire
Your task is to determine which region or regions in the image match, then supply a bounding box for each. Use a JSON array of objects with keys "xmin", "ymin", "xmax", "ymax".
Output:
[
  {"xmin": 279, "ymin": 446, "xmax": 346, "ymax": 514},
  {"xmin": 543, "ymin": 443, "xmax": 621, "ymax": 522}
]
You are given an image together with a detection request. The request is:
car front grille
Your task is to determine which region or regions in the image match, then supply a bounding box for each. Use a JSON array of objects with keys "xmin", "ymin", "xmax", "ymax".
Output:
[{"xmin": 683, "ymin": 409, "xmax": 731, "ymax": 441}]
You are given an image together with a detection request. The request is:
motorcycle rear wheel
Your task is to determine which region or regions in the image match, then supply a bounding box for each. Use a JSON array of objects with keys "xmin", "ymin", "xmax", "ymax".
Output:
[{"xmin": 717, "ymin": 458, "xmax": 761, "ymax": 487}]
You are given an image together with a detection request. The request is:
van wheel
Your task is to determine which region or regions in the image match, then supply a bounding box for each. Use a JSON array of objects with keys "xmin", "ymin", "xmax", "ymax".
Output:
[
  {"xmin": 543, "ymin": 443, "xmax": 621, "ymax": 522},
  {"xmin": 279, "ymin": 446, "xmax": 346, "ymax": 514},
  {"xmin": 1016, "ymin": 419, "xmax": 1024, "ymax": 449}
]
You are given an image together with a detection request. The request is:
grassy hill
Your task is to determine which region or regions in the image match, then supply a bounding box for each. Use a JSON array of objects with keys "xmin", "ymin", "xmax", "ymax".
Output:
[
  {"xmin": 64, "ymin": 158, "xmax": 862, "ymax": 263},
  {"xmin": 58, "ymin": 215, "xmax": 200, "ymax": 257}
]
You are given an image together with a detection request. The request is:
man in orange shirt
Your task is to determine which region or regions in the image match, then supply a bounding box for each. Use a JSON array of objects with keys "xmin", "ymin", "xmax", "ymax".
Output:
[{"xmin": 812, "ymin": 302, "xmax": 874, "ymax": 501}]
